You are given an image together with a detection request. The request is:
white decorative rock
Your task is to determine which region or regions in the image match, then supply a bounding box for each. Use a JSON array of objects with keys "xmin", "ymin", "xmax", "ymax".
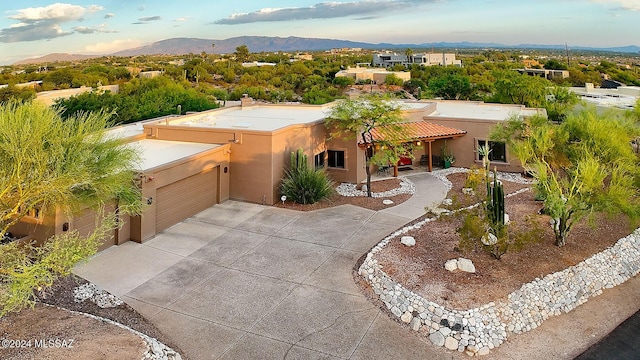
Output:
[
  {"xmin": 462, "ymin": 187, "xmax": 475, "ymax": 195},
  {"xmin": 382, "ymin": 199, "xmax": 394, "ymax": 205},
  {"xmin": 444, "ymin": 259, "xmax": 458, "ymax": 272},
  {"xmin": 504, "ymin": 213, "xmax": 510, "ymax": 224},
  {"xmin": 445, "ymin": 336, "xmax": 459, "ymax": 350},
  {"xmin": 429, "ymin": 331, "xmax": 445, "ymax": 347},
  {"xmin": 442, "ymin": 198, "xmax": 453, "ymax": 206},
  {"xmin": 481, "ymin": 232, "xmax": 498, "ymax": 246},
  {"xmin": 401, "ymin": 236, "xmax": 416, "ymax": 247},
  {"xmin": 457, "ymin": 258, "xmax": 476, "ymax": 273},
  {"xmin": 401, "ymin": 311, "xmax": 413, "ymax": 323},
  {"xmin": 477, "ymin": 346, "xmax": 490, "ymax": 356}
]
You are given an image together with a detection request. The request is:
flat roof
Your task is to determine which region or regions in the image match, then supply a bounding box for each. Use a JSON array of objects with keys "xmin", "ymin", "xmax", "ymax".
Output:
[
  {"xmin": 127, "ymin": 139, "xmax": 220, "ymax": 171},
  {"xmin": 427, "ymin": 101, "xmax": 542, "ymax": 121},
  {"xmin": 165, "ymin": 104, "xmax": 331, "ymax": 131}
]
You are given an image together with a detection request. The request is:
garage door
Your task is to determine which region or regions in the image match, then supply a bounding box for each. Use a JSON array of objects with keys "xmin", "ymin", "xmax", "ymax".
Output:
[{"xmin": 155, "ymin": 167, "xmax": 218, "ymax": 232}]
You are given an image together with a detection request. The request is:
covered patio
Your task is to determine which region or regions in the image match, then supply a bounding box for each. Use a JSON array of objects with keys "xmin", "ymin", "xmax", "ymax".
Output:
[{"xmin": 362, "ymin": 121, "xmax": 467, "ymax": 176}]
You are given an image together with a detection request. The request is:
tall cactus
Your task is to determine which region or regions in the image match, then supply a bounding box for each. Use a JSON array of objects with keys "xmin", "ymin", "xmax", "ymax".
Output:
[
  {"xmin": 486, "ymin": 167, "xmax": 505, "ymax": 227},
  {"xmin": 290, "ymin": 148, "xmax": 308, "ymax": 173}
]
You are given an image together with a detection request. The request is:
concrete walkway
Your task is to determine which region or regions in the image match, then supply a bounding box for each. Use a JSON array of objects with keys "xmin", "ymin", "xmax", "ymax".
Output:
[
  {"xmin": 74, "ymin": 172, "xmax": 640, "ymax": 360},
  {"xmin": 74, "ymin": 172, "xmax": 450, "ymax": 360}
]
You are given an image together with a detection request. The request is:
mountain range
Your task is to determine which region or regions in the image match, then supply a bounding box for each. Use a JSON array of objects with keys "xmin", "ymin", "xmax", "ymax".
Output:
[{"xmin": 13, "ymin": 36, "xmax": 640, "ymax": 65}]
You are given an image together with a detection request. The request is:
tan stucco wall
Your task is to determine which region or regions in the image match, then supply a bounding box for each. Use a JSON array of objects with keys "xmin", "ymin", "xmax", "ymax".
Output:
[
  {"xmin": 145, "ymin": 121, "xmax": 329, "ymax": 205},
  {"xmin": 424, "ymin": 117, "xmax": 523, "ymax": 172},
  {"xmin": 325, "ymin": 135, "xmax": 365, "ymax": 184}
]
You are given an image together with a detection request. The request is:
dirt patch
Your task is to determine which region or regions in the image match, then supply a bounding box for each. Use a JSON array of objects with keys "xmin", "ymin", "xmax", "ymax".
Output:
[
  {"xmin": 0, "ymin": 274, "xmax": 181, "ymax": 360},
  {"xmin": 373, "ymin": 172, "xmax": 633, "ymax": 310},
  {"xmin": 0, "ymin": 304, "xmax": 145, "ymax": 360}
]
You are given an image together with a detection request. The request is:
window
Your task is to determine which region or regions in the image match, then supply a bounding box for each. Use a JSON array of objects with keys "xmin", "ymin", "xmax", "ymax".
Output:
[
  {"xmin": 314, "ymin": 151, "xmax": 325, "ymax": 170},
  {"xmin": 327, "ymin": 150, "xmax": 345, "ymax": 169},
  {"xmin": 477, "ymin": 140, "xmax": 506, "ymax": 162}
]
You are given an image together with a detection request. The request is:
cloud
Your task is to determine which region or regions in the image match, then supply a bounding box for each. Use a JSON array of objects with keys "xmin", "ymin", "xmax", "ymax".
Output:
[
  {"xmin": 174, "ymin": 17, "xmax": 188, "ymax": 22},
  {"xmin": 213, "ymin": 0, "xmax": 432, "ymax": 24},
  {"xmin": 105, "ymin": 13, "xmax": 115, "ymax": 19},
  {"xmin": 590, "ymin": 0, "xmax": 640, "ymax": 11},
  {"xmin": 1, "ymin": 3, "xmax": 103, "ymax": 43},
  {"xmin": 139, "ymin": 16, "xmax": 162, "ymax": 22},
  {"xmin": 73, "ymin": 24, "xmax": 117, "ymax": 34},
  {"xmin": 84, "ymin": 39, "xmax": 143, "ymax": 54}
]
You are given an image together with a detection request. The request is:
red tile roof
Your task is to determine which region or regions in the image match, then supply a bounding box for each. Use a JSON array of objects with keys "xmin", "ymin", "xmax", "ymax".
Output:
[{"xmin": 359, "ymin": 121, "xmax": 466, "ymax": 144}]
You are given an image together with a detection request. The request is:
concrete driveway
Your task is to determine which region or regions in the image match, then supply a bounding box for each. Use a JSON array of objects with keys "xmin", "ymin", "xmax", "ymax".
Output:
[{"xmin": 74, "ymin": 173, "xmax": 452, "ymax": 360}]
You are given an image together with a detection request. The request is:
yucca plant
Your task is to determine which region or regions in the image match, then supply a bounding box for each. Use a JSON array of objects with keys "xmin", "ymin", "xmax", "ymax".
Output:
[{"xmin": 280, "ymin": 149, "xmax": 334, "ymax": 204}]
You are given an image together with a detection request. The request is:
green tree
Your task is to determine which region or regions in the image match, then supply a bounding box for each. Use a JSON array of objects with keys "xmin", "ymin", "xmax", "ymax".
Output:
[
  {"xmin": 0, "ymin": 101, "xmax": 144, "ymax": 314},
  {"xmin": 544, "ymin": 59, "xmax": 568, "ymax": 70},
  {"xmin": 234, "ymin": 45, "xmax": 250, "ymax": 63},
  {"xmin": 326, "ymin": 94, "xmax": 406, "ymax": 197},
  {"xmin": 544, "ymin": 86, "xmax": 579, "ymax": 122},
  {"xmin": 428, "ymin": 73, "xmax": 473, "ymax": 100},
  {"xmin": 384, "ymin": 74, "xmax": 404, "ymax": 86},
  {"xmin": 491, "ymin": 109, "xmax": 640, "ymax": 246},
  {"xmin": 0, "ymin": 85, "xmax": 36, "ymax": 103},
  {"xmin": 491, "ymin": 70, "xmax": 549, "ymax": 107}
]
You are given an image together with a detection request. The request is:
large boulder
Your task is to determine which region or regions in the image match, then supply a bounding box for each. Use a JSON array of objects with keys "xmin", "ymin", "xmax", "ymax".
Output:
[
  {"xmin": 401, "ymin": 236, "xmax": 416, "ymax": 247},
  {"xmin": 444, "ymin": 259, "xmax": 458, "ymax": 272},
  {"xmin": 457, "ymin": 258, "xmax": 476, "ymax": 273}
]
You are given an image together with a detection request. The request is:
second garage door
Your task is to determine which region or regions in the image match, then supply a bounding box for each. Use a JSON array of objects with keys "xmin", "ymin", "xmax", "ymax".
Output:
[{"xmin": 155, "ymin": 167, "xmax": 218, "ymax": 232}]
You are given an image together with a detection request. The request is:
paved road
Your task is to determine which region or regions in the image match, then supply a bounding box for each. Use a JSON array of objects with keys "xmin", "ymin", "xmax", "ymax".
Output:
[{"xmin": 575, "ymin": 310, "xmax": 640, "ymax": 360}]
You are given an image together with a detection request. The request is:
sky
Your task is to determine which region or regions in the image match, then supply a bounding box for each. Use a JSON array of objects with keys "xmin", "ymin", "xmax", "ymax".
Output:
[{"xmin": 0, "ymin": 0, "xmax": 638, "ymax": 65}]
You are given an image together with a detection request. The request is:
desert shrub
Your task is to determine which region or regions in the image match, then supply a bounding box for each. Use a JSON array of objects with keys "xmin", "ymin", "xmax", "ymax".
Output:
[{"xmin": 280, "ymin": 149, "xmax": 334, "ymax": 204}]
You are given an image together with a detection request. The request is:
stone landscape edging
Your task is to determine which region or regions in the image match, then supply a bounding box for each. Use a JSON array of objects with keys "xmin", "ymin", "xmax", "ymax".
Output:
[{"xmin": 358, "ymin": 175, "xmax": 640, "ymax": 356}]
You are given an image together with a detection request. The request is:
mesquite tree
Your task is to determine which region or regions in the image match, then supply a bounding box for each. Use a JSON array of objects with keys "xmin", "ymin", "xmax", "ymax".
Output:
[
  {"xmin": 491, "ymin": 108, "xmax": 640, "ymax": 246},
  {"xmin": 325, "ymin": 94, "xmax": 405, "ymax": 197}
]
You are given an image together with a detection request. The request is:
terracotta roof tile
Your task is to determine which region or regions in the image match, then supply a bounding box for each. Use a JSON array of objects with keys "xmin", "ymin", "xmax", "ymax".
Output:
[{"xmin": 359, "ymin": 121, "xmax": 466, "ymax": 144}]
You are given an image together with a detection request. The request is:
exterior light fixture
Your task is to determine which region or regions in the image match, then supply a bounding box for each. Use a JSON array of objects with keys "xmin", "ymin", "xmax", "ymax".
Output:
[
  {"xmin": 281, "ymin": 195, "xmax": 287, "ymax": 204},
  {"xmin": 147, "ymin": 197, "xmax": 153, "ymax": 205},
  {"xmin": 416, "ymin": 141, "xmax": 422, "ymax": 146}
]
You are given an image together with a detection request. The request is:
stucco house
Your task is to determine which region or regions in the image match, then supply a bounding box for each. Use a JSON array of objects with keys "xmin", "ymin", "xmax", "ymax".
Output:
[{"xmin": 9, "ymin": 97, "xmax": 543, "ymax": 250}]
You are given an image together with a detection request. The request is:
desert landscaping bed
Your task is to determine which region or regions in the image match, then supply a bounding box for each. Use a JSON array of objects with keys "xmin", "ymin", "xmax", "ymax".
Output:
[{"xmin": 358, "ymin": 171, "xmax": 640, "ymax": 356}]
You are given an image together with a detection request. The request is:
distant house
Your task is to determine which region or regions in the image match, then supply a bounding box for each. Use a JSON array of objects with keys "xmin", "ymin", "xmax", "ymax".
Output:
[
  {"xmin": 35, "ymin": 85, "xmax": 119, "ymax": 106},
  {"xmin": 138, "ymin": 70, "xmax": 163, "ymax": 79},
  {"xmin": 334, "ymin": 67, "xmax": 411, "ymax": 84},
  {"xmin": 517, "ymin": 68, "xmax": 569, "ymax": 80},
  {"xmin": 373, "ymin": 52, "xmax": 462, "ymax": 68},
  {"xmin": 241, "ymin": 62, "xmax": 276, "ymax": 67}
]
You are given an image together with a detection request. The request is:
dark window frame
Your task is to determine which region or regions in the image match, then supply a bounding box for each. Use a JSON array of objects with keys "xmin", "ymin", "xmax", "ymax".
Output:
[{"xmin": 327, "ymin": 149, "xmax": 346, "ymax": 169}]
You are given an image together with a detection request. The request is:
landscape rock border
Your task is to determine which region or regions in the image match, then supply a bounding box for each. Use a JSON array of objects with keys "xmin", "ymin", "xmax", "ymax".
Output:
[
  {"xmin": 358, "ymin": 170, "xmax": 640, "ymax": 356},
  {"xmin": 336, "ymin": 176, "xmax": 416, "ymax": 198}
]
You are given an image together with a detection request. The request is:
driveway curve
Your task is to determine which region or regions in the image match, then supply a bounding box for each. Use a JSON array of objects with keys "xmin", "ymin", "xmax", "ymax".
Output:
[{"xmin": 75, "ymin": 173, "xmax": 450, "ymax": 360}]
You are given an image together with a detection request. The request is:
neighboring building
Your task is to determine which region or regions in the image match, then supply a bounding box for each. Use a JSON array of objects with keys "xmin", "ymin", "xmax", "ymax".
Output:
[
  {"xmin": 517, "ymin": 68, "xmax": 569, "ymax": 80},
  {"xmin": 569, "ymin": 83, "xmax": 639, "ymax": 110},
  {"xmin": 10, "ymin": 97, "xmax": 544, "ymax": 250},
  {"xmin": 35, "ymin": 85, "xmax": 119, "ymax": 106},
  {"xmin": 522, "ymin": 59, "xmax": 541, "ymax": 68},
  {"xmin": 241, "ymin": 62, "xmax": 276, "ymax": 67},
  {"xmin": 373, "ymin": 52, "xmax": 461, "ymax": 68},
  {"xmin": 335, "ymin": 67, "xmax": 411, "ymax": 84},
  {"xmin": 138, "ymin": 71, "xmax": 163, "ymax": 79}
]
